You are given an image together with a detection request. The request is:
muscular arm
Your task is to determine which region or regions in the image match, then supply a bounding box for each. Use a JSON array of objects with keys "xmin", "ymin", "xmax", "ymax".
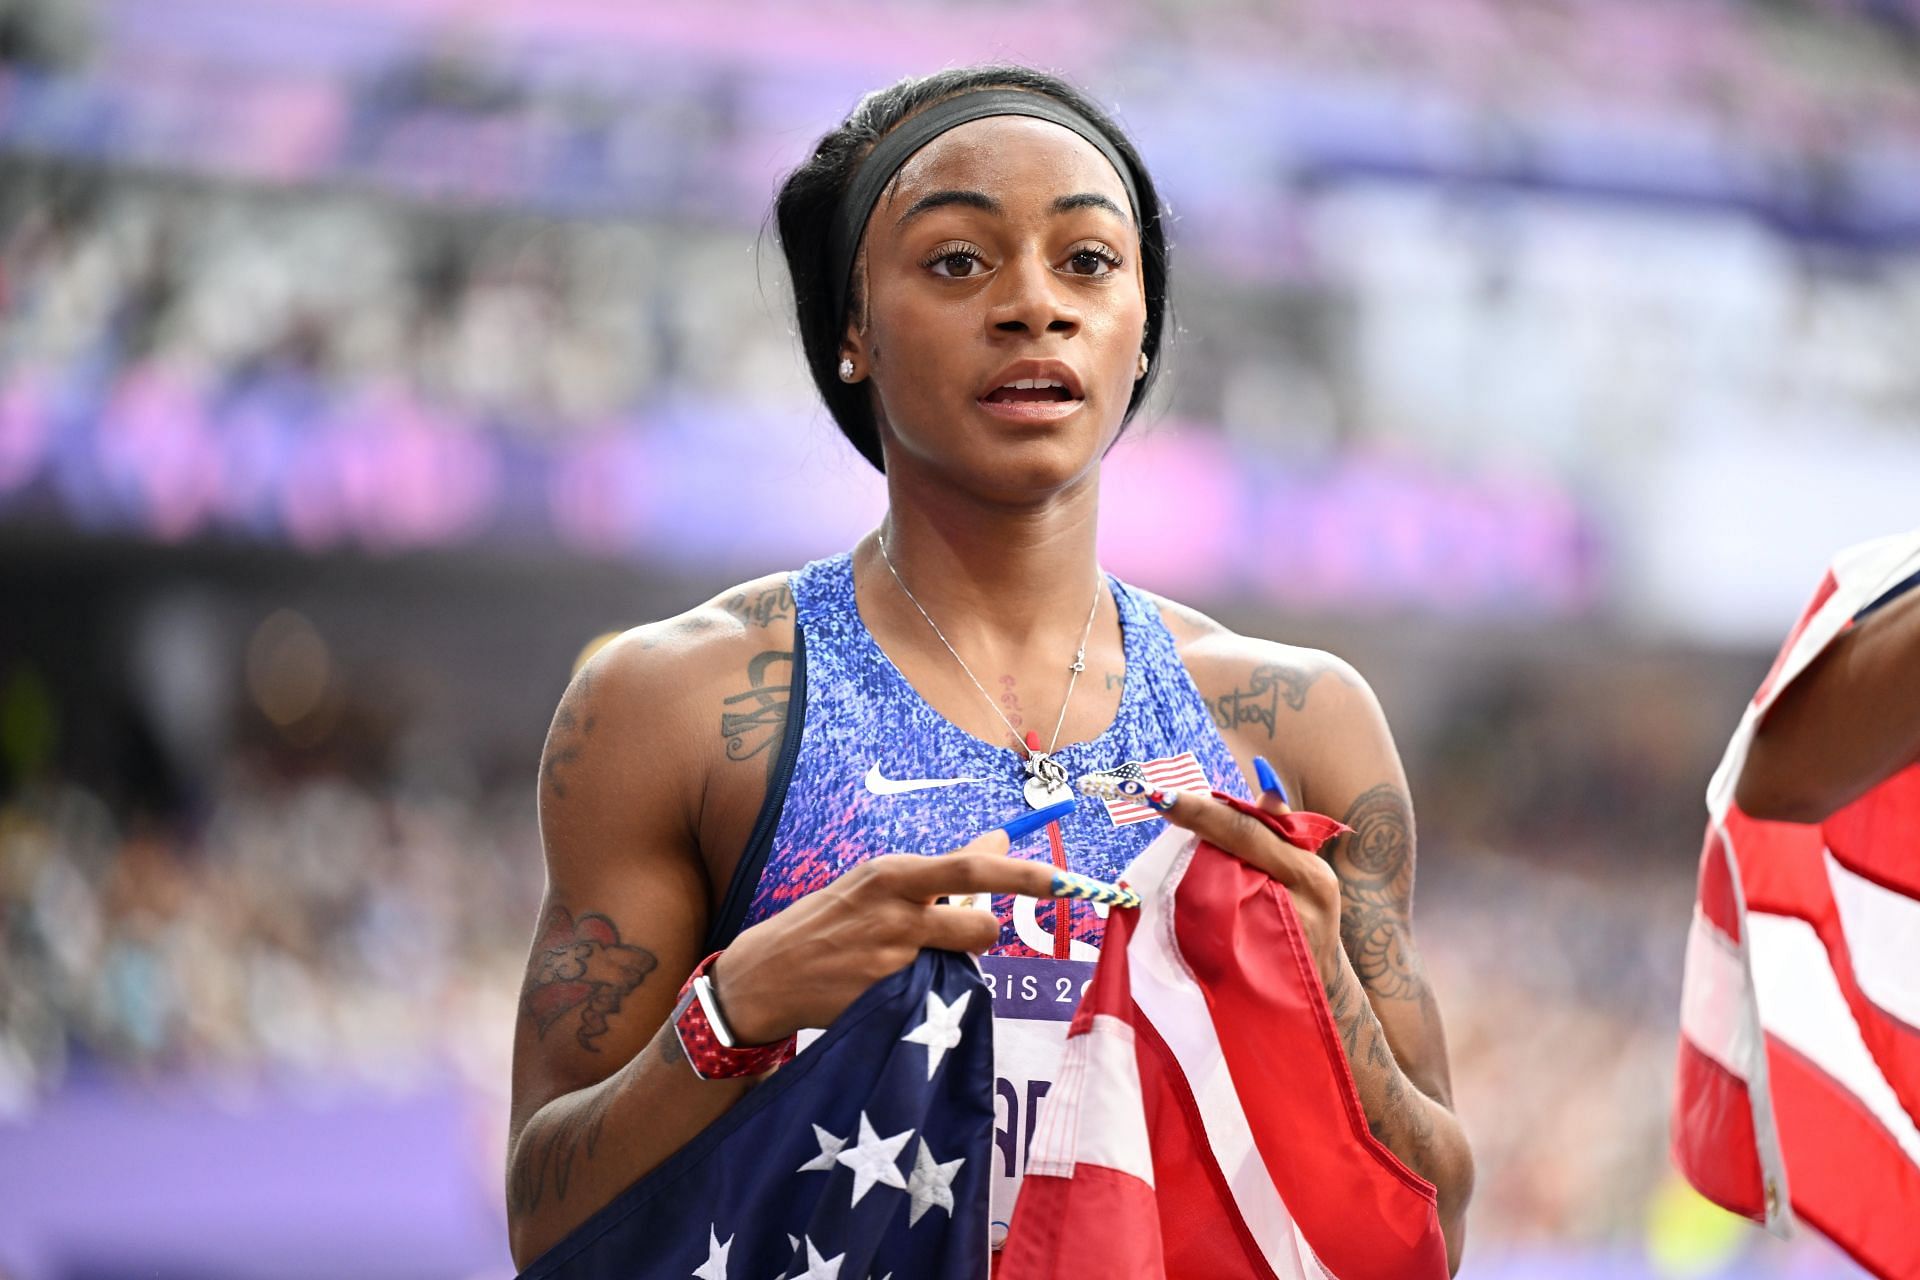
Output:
[
  {"xmin": 1736, "ymin": 581, "xmax": 1920, "ymax": 824},
  {"xmin": 506, "ymin": 587, "xmax": 795, "ymax": 1267},
  {"xmin": 1159, "ymin": 601, "xmax": 1473, "ymax": 1272}
]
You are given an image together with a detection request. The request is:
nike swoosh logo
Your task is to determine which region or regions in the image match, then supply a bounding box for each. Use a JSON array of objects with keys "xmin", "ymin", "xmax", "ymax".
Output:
[{"xmin": 864, "ymin": 764, "xmax": 985, "ymax": 796}]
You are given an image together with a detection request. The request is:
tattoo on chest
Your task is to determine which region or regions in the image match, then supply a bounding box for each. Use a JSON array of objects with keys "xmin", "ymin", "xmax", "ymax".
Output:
[
  {"xmin": 997, "ymin": 674, "xmax": 1027, "ymax": 730},
  {"xmin": 1207, "ymin": 664, "xmax": 1316, "ymax": 737},
  {"xmin": 722, "ymin": 649, "xmax": 793, "ymax": 764},
  {"xmin": 541, "ymin": 667, "xmax": 598, "ymax": 799},
  {"xmin": 520, "ymin": 905, "xmax": 658, "ymax": 1053},
  {"xmin": 723, "ymin": 583, "xmax": 794, "ymax": 630}
]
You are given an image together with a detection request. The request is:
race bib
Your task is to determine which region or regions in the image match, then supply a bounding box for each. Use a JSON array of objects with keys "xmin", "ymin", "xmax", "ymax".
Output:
[{"xmin": 980, "ymin": 953, "xmax": 1096, "ymax": 1249}]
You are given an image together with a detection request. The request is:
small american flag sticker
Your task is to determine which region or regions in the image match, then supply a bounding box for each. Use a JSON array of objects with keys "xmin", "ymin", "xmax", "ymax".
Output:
[{"xmin": 1090, "ymin": 751, "xmax": 1210, "ymax": 826}]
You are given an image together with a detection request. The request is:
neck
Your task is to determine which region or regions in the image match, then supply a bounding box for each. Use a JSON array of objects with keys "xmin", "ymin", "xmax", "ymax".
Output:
[{"xmin": 867, "ymin": 466, "xmax": 1103, "ymax": 648}]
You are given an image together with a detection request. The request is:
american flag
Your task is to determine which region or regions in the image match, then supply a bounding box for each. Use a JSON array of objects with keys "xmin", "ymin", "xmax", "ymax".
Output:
[
  {"xmin": 1001, "ymin": 797, "xmax": 1446, "ymax": 1280},
  {"xmin": 519, "ymin": 949, "xmax": 993, "ymax": 1280},
  {"xmin": 1090, "ymin": 752, "xmax": 1211, "ymax": 826},
  {"xmin": 1672, "ymin": 529, "xmax": 1920, "ymax": 1280}
]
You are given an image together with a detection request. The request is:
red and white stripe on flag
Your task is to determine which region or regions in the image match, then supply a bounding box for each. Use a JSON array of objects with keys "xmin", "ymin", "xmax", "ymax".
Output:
[
  {"xmin": 1673, "ymin": 528, "xmax": 1920, "ymax": 1280},
  {"xmin": 1000, "ymin": 797, "xmax": 1447, "ymax": 1280},
  {"xmin": 1100, "ymin": 752, "xmax": 1211, "ymax": 826}
]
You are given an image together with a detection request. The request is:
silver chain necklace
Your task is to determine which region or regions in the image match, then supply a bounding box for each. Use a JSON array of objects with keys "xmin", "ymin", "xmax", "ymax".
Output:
[{"xmin": 876, "ymin": 531, "xmax": 1101, "ymax": 810}]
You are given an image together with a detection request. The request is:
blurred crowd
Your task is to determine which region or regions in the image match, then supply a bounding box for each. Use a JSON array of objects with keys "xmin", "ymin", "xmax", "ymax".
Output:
[
  {"xmin": 0, "ymin": 689, "xmax": 1713, "ymax": 1252},
  {"xmin": 0, "ymin": 768, "xmax": 540, "ymax": 1111},
  {"xmin": 0, "ymin": 164, "xmax": 796, "ymax": 444}
]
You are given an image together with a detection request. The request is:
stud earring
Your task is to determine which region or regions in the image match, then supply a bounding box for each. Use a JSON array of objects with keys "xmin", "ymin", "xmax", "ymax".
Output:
[
  {"xmin": 838, "ymin": 357, "xmax": 856, "ymax": 383},
  {"xmin": 1136, "ymin": 352, "xmax": 1150, "ymax": 378}
]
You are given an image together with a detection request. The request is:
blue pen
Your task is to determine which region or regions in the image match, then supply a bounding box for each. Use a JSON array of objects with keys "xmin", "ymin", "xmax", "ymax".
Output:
[{"xmin": 995, "ymin": 797, "xmax": 1076, "ymax": 845}]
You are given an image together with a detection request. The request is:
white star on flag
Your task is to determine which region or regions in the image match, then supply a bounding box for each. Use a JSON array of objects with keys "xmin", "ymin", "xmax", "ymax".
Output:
[
  {"xmin": 792, "ymin": 1236, "xmax": 844, "ymax": 1280},
  {"xmin": 899, "ymin": 988, "xmax": 971, "ymax": 1079},
  {"xmin": 904, "ymin": 1137, "xmax": 966, "ymax": 1226},
  {"xmin": 796, "ymin": 1122, "xmax": 847, "ymax": 1174},
  {"xmin": 691, "ymin": 1224, "xmax": 731, "ymax": 1280},
  {"xmin": 835, "ymin": 1111, "xmax": 913, "ymax": 1206}
]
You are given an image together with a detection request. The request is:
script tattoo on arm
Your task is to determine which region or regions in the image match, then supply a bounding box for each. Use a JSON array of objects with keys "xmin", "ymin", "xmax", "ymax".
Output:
[
  {"xmin": 1331, "ymin": 784, "xmax": 1425, "ymax": 1002},
  {"xmin": 508, "ymin": 1067, "xmax": 622, "ymax": 1215},
  {"xmin": 521, "ymin": 905, "xmax": 658, "ymax": 1053},
  {"xmin": 722, "ymin": 582, "xmax": 793, "ymax": 629},
  {"xmin": 721, "ymin": 649, "xmax": 792, "ymax": 765},
  {"xmin": 1207, "ymin": 664, "xmax": 1317, "ymax": 738},
  {"xmin": 541, "ymin": 667, "xmax": 597, "ymax": 799}
]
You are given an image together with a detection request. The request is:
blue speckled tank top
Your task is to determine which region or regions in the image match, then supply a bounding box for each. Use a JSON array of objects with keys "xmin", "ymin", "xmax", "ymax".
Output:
[{"xmin": 706, "ymin": 551, "xmax": 1250, "ymax": 959}]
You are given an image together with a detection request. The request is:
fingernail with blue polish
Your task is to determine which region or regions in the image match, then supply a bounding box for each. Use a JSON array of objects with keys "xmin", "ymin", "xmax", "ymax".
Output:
[
  {"xmin": 996, "ymin": 797, "xmax": 1076, "ymax": 844},
  {"xmin": 1253, "ymin": 756, "xmax": 1289, "ymax": 804},
  {"xmin": 1051, "ymin": 869, "xmax": 1142, "ymax": 909},
  {"xmin": 1143, "ymin": 789, "xmax": 1176, "ymax": 813}
]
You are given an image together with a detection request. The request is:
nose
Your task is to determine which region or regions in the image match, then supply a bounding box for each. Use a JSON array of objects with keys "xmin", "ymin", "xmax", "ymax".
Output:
[{"xmin": 987, "ymin": 251, "xmax": 1080, "ymax": 340}]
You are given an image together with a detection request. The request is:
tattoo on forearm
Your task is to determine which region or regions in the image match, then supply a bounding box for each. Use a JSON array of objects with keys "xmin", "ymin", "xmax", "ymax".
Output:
[
  {"xmin": 1207, "ymin": 664, "xmax": 1317, "ymax": 737},
  {"xmin": 509, "ymin": 1071, "xmax": 620, "ymax": 1215},
  {"xmin": 723, "ymin": 582, "xmax": 793, "ymax": 630},
  {"xmin": 1325, "ymin": 961, "xmax": 1435, "ymax": 1168},
  {"xmin": 721, "ymin": 649, "xmax": 792, "ymax": 764},
  {"xmin": 1332, "ymin": 785, "xmax": 1425, "ymax": 1002},
  {"xmin": 521, "ymin": 906, "xmax": 658, "ymax": 1053},
  {"xmin": 541, "ymin": 667, "xmax": 598, "ymax": 799}
]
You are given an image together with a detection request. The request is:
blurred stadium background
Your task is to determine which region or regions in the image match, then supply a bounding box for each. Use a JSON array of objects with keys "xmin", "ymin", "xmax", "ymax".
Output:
[{"xmin": 2, "ymin": 0, "xmax": 1917, "ymax": 1275}]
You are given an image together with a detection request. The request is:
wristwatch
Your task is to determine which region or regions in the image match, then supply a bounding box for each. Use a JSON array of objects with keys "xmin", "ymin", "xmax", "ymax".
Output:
[{"xmin": 672, "ymin": 951, "xmax": 796, "ymax": 1080}]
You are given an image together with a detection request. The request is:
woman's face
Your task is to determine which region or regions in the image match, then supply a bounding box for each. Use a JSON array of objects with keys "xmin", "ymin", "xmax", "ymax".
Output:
[{"xmin": 845, "ymin": 115, "xmax": 1148, "ymax": 494}]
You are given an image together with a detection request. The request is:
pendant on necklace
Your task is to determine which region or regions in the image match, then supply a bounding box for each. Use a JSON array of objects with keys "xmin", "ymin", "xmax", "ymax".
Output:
[{"xmin": 1023, "ymin": 751, "xmax": 1073, "ymax": 810}]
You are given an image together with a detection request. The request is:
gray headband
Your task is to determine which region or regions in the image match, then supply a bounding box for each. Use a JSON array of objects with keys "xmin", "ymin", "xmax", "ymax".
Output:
[{"xmin": 827, "ymin": 88, "xmax": 1144, "ymax": 325}]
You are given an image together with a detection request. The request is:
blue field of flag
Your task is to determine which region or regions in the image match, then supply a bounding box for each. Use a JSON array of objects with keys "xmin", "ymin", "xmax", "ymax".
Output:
[{"xmin": 519, "ymin": 949, "xmax": 994, "ymax": 1280}]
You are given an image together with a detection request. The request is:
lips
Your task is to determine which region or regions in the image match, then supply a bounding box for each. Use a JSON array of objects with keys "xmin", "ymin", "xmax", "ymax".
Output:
[
  {"xmin": 983, "ymin": 358, "xmax": 1090, "ymax": 402},
  {"xmin": 976, "ymin": 360, "xmax": 1087, "ymax": 422},
  {"xmin": 983, "ymin": 378, "xmax": 1073, "ymax": 404}
]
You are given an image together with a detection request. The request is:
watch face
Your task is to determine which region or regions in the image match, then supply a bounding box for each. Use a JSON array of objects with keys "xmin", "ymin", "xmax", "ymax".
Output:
[{"xmin": 694, "ymin": 975, "xmax": 738, "ymax": 1049}]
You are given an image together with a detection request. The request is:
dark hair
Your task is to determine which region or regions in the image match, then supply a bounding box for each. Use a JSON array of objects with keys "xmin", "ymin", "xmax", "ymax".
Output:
[{"xmin": 774, "ymin": 65, "xmax": 1170, "ymax": 472}]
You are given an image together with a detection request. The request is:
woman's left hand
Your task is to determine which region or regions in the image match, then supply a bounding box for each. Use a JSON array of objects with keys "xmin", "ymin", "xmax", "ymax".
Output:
[{"xmin": 1153, "ymin": 785, "xmax": 1346, "ymax": 987}]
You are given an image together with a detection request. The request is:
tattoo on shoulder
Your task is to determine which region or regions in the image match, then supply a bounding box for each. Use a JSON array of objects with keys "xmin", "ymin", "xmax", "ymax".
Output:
[
  {"xmin": 521, "ymin": 905, "xmax": 658, "ymax": 1053},
  {"xmin": 723, "ymin": 582, "xmax": 794, "ymax": 630},
  {"xmin": 541, "ymin": 667, "xmax": 598, "ymax": 799},
  {"xmin": 722, "ymin": 649, "xmax": 793, "ymax": 766},
  {"xmin": 1332, "ymin": 785, "xmax": 1424, "ymax": 1002},
  {"xmin": 1208, "ymin": 664, "xmax": 1317, "ymax": 737}
]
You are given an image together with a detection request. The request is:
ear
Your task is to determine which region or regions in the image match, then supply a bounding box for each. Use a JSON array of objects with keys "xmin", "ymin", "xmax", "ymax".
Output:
[{"xmin": 838, "ymin": 320, "xmax": 872, "ymax": 384}]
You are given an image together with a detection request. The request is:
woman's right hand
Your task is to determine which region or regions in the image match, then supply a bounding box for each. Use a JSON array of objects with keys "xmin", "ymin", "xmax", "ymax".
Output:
[{"xmin": 707, "ymin": 828, "xmax": 1064, "ymax": 1046}]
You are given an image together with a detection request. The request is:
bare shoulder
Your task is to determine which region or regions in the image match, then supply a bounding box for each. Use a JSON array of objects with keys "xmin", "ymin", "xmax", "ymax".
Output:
[
  {"xmin": 538, "ymin": 571, "xmax": 800, "ymax": 843},
  {"xmin": 1138, "ymin": 589, "xmax": 1376, "ymax": 745}
]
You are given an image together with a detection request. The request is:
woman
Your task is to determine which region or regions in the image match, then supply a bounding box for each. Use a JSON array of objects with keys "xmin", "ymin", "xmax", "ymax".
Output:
[{"xmin": 506, "ymin": 65, "xmax": 1474, "ymax": 1272}]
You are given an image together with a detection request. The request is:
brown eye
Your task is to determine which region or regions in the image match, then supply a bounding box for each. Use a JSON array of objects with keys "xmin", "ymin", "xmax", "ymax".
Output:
[
  {"xmin": 1067, "ymin": 248, "xmax": 1118, "ymax": 277},
  {"xmin": 928, "ymin": 249, "xmax": 984, "ymax": 278}
]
